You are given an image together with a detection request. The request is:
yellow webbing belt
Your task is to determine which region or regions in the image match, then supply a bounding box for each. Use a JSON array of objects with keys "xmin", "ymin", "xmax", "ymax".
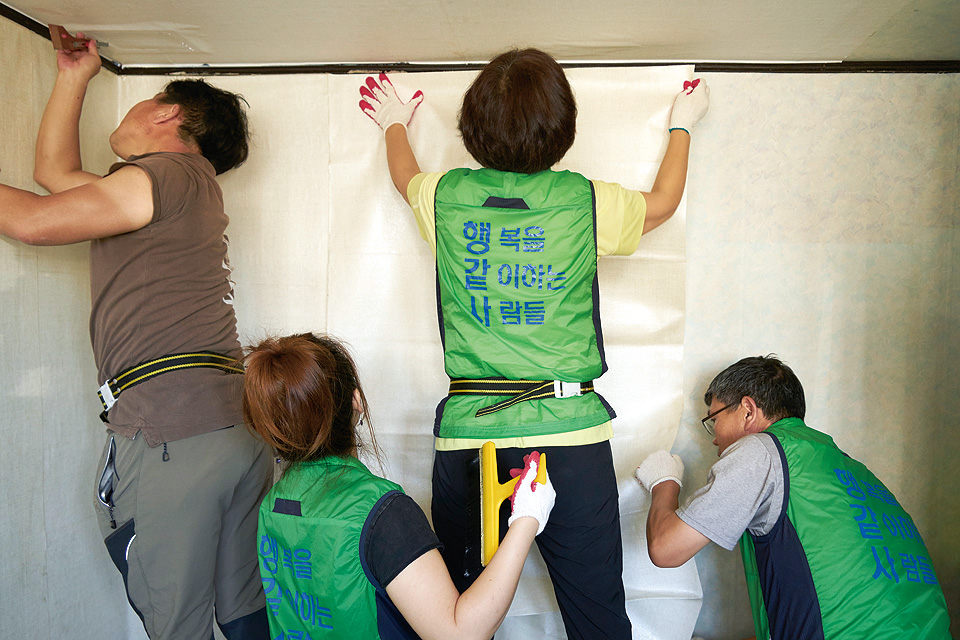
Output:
[
  {"xmin": 448, "ymin": 377, "xmax": 594, "ymax": 417},
  {"xmin": 98, "ymin": 352, "xmax": 243, "ymax": 422}
]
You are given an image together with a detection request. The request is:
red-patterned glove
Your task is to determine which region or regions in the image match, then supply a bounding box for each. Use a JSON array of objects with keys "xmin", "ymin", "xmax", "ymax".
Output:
[
  {"xmin": 507, "ymin": 451, "xmax": 556, "ymax": 535},
  {"xmin": 669, "ymin": 78, "xmax": 710, "ymax": 133},
  {"xmin": 359, "ymin": 73, "xmax": 424, "ymax": 132}
]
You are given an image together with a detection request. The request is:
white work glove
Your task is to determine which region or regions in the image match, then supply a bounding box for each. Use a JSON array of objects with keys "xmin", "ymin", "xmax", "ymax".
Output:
[
  {"xmin": 359, "ymin": 73, "xmax": 424, "ymax": 132},
  {"xmin": 635, "ymin": 450, "xmax": 685, "ymax": 491},
  {"xmin": 507, "ymin": 451, "xmax": 556, "ymax": 535},
  {"xmin": 668, "ymin": 78, "xmax": 709, "ymax": 133}
]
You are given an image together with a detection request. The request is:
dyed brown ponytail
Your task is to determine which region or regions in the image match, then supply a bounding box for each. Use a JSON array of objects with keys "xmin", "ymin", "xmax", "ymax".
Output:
[{"xmin": 242, "ymin": 333, "xmax": 375, "ymax": 463}]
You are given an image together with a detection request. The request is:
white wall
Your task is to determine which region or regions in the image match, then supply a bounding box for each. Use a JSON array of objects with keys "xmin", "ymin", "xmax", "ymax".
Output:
[
  {"xmin": 2, "ymin": 14, "xmax": 957, "ymax": 638},
  {"xmin": 0, "ymin": 17, "xmax": 146, "ymax": 639}
]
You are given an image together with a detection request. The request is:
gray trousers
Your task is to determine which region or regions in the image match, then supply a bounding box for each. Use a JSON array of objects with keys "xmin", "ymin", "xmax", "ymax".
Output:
[{"xmin": 95, "ymin": 426, "xmax": 274, "ymax": 640}]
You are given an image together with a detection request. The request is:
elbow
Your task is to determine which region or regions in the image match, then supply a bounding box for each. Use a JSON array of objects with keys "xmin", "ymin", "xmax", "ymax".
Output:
[
  {"xmin": 33, "ymin": 166, "xmax": 75, "ymax": 194},
  {"xmin": 13, "ymin": 227, "xmax": 50, "ymax": 246},
  {"xmin": 649, "ymin": 553, "xmax": 684, "ymax": 570},
  {"xmin": 7, "ymin": 217, "xmax": 57, "ymax": 246},
  {"xmin": 392, "ymin": 177, "xmax": 411, "ymax": 204},
  {"xmin": 0, "ymin": 191, "xmax": 62, "ymax": 245},
  {"xmin": 5, "ymin": 228, "xmax": 37, "ymax": 245},
  {"xmin": 33, "ymin": 168, "xmax": 54, "ymax": 193},
  {"xmin": 664, "ymin": 198, "xmax": 681, "ymax": 219},
  {"xmin": 646, "ymin": 540, "xmax": 686, "ymax": 569},
  {"xmin": 641, "ymin": 198, "xmax": 681, "ymax": 235},
  {"xmin": 657, "ymin": 203, "xmax": 681, "ymax": 229}
]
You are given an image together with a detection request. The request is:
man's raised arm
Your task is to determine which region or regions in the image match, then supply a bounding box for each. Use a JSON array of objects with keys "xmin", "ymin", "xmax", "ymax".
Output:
[{"xmin": 34, "ymin": 35, "xmax": 103, "ymax": 193}]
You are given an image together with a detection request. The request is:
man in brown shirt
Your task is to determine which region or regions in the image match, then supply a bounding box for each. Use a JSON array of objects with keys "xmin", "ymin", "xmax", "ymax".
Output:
[{"xmin": 0, "ymin": 38, "xmax": 271, "ymax": 640}]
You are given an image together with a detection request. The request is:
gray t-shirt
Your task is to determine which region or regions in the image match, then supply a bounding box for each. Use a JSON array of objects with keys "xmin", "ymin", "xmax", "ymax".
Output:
[{"xmin": 677, "ymin": 433, "xmax": 785, "ymax": 550}]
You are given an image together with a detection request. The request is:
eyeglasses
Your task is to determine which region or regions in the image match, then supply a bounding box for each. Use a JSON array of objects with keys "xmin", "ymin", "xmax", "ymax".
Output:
[{"xmin": 701, "ymin": 402, "xmax": 737, "ymax": 436}]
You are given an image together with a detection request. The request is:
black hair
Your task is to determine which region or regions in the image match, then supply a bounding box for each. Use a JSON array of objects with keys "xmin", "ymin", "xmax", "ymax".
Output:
[
  {"xmin": 704, "ymin": 354, "xmax": 806, "ymax": 421},
  {"xmin": 158, "ymin": 79, "xmax": 249, "ymax": 174}
]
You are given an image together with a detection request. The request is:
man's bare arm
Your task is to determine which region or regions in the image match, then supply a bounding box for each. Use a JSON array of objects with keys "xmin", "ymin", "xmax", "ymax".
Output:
[
  {"xmin": 1, "ymin": 166, "xmax": 153, "ymax": 246},
  {"xmin": 34, "ymin": 37, "xmax": 103, "ymax": 193},
  {"xmin": 645, "ymin": 482, "xmax": 711, "ymax": 568}
]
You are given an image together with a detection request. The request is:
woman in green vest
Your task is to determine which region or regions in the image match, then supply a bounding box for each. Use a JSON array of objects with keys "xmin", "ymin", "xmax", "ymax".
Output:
[
  {"xmin": 358, "ymin": 48, "xmax": 709, "ymax": 639},
  {"xmin": 242, "ymin": 333, "xmax": 556, "ymax": 640}
]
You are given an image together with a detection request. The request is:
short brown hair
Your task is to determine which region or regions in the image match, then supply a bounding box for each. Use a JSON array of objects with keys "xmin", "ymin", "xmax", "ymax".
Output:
[
  {"xmin": 458, "ymin": 48, "xmax": 577, "ymax": 174},
  {"xmin": 242, "ymin": 333, "xmax": 375, "ymax": 463}
]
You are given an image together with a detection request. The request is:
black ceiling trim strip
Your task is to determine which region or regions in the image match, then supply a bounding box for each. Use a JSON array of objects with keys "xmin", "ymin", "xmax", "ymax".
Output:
[
  {"xmin": 117, "ymin": 62, "xmax": 487, "ymax": 75},
  {"xmin": 2, "ymin": 3, "xmax": 958, "ymax": 76},
  {"xmin": 115, "ymin": 60, "xmax": 960, "ymax": 76},
  {"xmin": 101, "ymin": 60, "xmax": 960, "ymax": 76},
  {"xmin": 695, "ymin": 61, "xmax": 960, "ymax": 73}
]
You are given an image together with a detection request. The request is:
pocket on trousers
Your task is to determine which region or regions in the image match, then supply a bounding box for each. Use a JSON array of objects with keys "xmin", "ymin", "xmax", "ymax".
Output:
[
  {"xmin": 96, "ymin": 435, "xmax": 120, "ymax": 529},
  {"xmin": 104, "ymin": 518, "xmax": 145, "ymax": 623},
  {"xmin": 97, "ymin": 435, "xmax": 117, "ymax": 509}
]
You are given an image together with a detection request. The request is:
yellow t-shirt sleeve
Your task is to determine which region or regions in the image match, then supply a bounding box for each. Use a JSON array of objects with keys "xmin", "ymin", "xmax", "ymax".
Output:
[
  {"xmin": 407, "ymin": 171, "xmax": 446, "ymax": 256},
  {"xmin": 592, "ymin": 179, "xmax": 647, "ymax": 256}
]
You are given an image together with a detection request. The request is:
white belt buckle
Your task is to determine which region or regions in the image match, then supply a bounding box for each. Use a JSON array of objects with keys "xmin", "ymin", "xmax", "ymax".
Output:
[
  {"xmin": 98, "ymin": 380, "xmax": 117, "ymax": 411},
  {"xmin": 553, "ymin": 380, "xmax": 582, "ymax": 399}
]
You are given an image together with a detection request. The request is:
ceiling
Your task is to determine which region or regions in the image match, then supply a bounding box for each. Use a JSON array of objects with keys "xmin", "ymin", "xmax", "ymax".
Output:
[{"xmin": 4, "ymin": 0, "xmax": 960, "ymax": 70}]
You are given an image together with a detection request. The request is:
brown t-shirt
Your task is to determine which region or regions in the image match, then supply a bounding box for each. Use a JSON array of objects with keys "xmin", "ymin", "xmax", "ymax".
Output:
[{"xmin": 90, "ymin": 152, "xmax": 244, "ymax": 446}]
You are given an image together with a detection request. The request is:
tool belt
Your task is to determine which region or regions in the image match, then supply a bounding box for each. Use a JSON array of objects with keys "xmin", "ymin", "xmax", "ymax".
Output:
[
  {"xmin": 97, "ymin": 351, "xmax": 243, "ymax": 423},
  {"xmin": 448, "ymin": 377, "xmax": 594, "ymax": 417}
]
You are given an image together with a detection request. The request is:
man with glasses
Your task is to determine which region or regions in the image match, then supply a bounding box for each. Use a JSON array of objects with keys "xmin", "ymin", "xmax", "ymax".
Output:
[{"xmin": 634, "ymin": 355, "xmax": 951, "ymax": 639}]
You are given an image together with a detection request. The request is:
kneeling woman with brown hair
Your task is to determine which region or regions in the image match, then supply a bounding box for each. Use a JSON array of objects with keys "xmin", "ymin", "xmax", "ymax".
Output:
[{"xmin": 242, "ymin": 333, "xmax": 555, "ymax": 640}]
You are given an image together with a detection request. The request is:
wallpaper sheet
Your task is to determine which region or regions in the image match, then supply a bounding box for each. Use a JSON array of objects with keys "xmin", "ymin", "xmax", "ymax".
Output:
[{"xmin": 200, "ymin": 65, "xmax": 699, "ymax": 638}]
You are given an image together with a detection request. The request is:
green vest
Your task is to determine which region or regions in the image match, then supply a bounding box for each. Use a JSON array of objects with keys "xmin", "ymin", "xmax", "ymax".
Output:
[
  {"xmin": 739, "ymin": 418, "xmax": 951, "ymax": 640},
  {"xmin": 257, "ymin": 456, "xmax": 413, "ymax": 639},
  {"xmin": 433, "ymin": 168, "xmax": 614, "ymax": 439}
]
